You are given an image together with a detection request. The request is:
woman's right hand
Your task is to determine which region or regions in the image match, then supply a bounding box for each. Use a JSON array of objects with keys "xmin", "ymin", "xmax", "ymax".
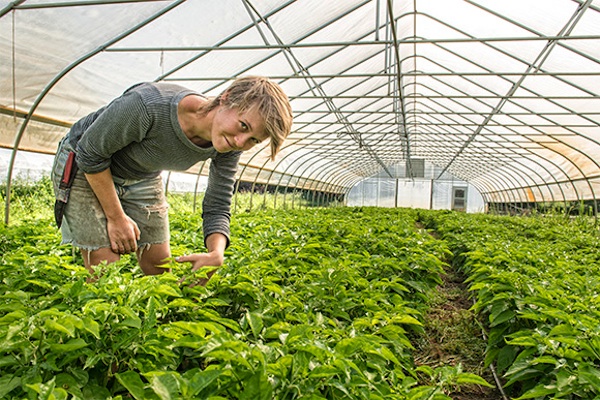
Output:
[
  {"xmin": 107, "ymin": 214, "xmax": 140, "ymax": 254},
  {"xmin": 84, "ymin": 170, "xmax": 141, "ymax": 255}
]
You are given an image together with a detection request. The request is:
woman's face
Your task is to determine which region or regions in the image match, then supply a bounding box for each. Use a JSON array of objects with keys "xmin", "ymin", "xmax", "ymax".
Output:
[{"xmin": 211, "ymin": 105, "xmax": 268, "ymax": 153}]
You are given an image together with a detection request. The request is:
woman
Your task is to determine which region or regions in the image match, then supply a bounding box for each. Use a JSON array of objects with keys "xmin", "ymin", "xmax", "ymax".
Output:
[{"xmin": 51, "ymin": 76, "xmax": 293, "ymax": 281}]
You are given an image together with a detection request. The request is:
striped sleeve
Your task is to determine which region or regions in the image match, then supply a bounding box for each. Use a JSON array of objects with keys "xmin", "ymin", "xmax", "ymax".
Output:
[{"xmin": 202, "ymin": 150, "xmax": 241, "ymax": 248}]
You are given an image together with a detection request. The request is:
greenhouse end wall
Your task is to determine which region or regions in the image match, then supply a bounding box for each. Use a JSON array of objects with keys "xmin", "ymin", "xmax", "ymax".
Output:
[{"xmin": 347, "ymin": 177, "xmax": 485, "ymax": 213}]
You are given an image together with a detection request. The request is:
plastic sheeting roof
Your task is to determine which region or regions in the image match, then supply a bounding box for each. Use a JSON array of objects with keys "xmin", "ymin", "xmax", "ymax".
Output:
[{"xmin": 1, "ymin": 0, "xmax": 599, "ymax": 207}]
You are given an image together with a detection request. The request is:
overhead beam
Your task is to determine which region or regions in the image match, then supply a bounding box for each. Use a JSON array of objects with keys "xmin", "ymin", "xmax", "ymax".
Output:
[{"xmin": 104, "ymin": 35, "xmax": 600, "ymax": 52}]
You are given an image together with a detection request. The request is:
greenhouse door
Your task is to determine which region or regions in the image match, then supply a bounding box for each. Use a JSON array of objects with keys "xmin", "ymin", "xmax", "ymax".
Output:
[{"xmin": 452, "ymin": 187, "xmax": 467, "ymax": 211}]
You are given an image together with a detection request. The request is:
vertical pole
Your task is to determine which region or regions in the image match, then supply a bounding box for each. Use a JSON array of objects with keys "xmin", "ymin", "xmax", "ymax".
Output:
[
  {"xmin": 395, "ymin": 178, "xmax": 399, "ymax": 208},
  {"xmin": 430, "ymin": 179, "xmax": 434, "ymax": 210}
]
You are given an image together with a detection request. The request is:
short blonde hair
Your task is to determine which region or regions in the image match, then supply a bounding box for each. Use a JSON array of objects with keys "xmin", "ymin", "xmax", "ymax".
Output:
[{"xmin": 209, "ymin": 76, "xmax": 293, "ymax": 160}]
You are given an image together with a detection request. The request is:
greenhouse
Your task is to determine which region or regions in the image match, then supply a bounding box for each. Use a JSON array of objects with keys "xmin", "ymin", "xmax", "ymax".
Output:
[
  {"xmin": 1, "ymin": 1, "xmax": 600, "ymax": 399},
  {"xmin": 3, "ymin": 0, "xmax": 600, "ymax": 217}
]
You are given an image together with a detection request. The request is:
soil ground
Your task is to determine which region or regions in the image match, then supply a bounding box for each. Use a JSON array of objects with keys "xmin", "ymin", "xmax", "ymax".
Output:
[
  {"xmin": 415, "ymin": 267, "xmax": 505, "ymax": 399},
  {"xmin": 413, "ymin": 225, "xmax": 506, "ymax": 399}
]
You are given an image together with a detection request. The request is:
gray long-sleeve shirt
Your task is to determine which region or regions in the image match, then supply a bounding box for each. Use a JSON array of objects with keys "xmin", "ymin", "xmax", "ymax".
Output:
[{"xmin": 67, "ymin": 82, "xmax": 241, "ymax": 246}]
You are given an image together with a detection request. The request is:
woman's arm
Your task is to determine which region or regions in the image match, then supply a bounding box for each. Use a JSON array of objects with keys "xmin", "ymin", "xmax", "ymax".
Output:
[
  {"xmin": 204, "ymin": 232, "xmax": 227, "ymax": 264},
  {"xmin": 201, "ymin": 152, "xmax": 241, "ymax": 247},
  {"xmin": 176, "ymin": 152, "xmax": 240, "ymax": 285},
  {"xmin": 85, "ymin": 169, "xmax": 140, "ymax": 254}
]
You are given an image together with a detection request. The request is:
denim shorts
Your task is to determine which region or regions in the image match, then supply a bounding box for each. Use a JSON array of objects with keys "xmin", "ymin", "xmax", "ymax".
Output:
[{"xmin": 51, "ymin": 137, "xmax": 170, "ymax": 251}]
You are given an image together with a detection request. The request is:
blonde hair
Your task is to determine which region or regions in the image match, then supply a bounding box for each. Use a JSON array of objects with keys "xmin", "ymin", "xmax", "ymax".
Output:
[{"xmin": 205, "ymin": 76, "xmax": 293, "ymax": 160}]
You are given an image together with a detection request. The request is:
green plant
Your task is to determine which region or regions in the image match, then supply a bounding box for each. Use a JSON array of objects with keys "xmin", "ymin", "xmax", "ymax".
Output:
[
  {"xmin": 420, "ymin": 209, "xmax": 600, "ymax": 398},
  {"xmin": 0, "ymin": 182, "xmax": 493, "ymax": 398}
]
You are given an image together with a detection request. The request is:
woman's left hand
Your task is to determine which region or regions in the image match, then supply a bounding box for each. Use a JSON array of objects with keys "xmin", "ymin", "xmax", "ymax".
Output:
[{"xmin": 175, "ymin": 251, "xmax": 224, "ymax": 286}]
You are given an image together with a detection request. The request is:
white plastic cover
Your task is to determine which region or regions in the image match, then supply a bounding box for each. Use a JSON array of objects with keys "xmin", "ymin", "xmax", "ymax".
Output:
[{"xmin": 1, "ymin": 0, "xmax": 599, "ymax": 207}]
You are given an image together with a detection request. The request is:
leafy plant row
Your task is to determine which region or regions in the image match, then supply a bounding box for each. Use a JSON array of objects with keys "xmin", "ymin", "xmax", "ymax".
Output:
[
  {"xmin": 418, "ymin": 210, "xmax": 600, "ymax": 399},
  {"xmin": 0, "ymin": 202, "xmax": 489, "ymax": 400}
]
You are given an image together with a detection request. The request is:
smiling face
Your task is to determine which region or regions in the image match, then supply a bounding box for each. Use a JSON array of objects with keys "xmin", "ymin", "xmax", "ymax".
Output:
[{"xmin": 210, "ymin": 105, "xmax": 269, "ymax": 153}]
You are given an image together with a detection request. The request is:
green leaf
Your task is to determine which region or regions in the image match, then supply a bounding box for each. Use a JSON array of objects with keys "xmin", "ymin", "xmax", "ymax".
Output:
[
  {"xmin": 369, "ymin": 346, "xmax": 400, "ymax": 365},
  {"xmin": 263, "ymin": 282, "xmax": 283, "ymax": 295},
  {"xmin": 295, "ymin": 343, "xmax": 332, "ymax": 361},
  {"xmin": 26, "ymin": 378, "xmax": 69, "ymax": 400},
  {"xmin": 151, "ymin": 284, "xmax": 182, "ymax": 298},
  {"xmin": 167, "ymin": 298, "xmax": 198, "ymax": 308},
  {"xmin": 144, "ymin": 296, "xmax": 158, "ymax": 331},
  {"xmin": 120, "ymin": 317, "xmax": 142, "ymax": 329},
  {"xmin": 203, "ymin": 298, "xmax": 230, "ymax": 307},
  {"xmin": 5, "ymin": 321, "xmax": 25, "ymax": 341},
  {"xmin": 0, "ymin": 355, "xmax": 18, "ymax": 368},
  {"xmin": 555, "ymin": 369, "xmax": 576, "ymax": 391},
  {"xmin": 245, "ymin": 311, "xmax": 264, "ymax": 338},
  {"xmin": 514, "ymin": 384, "xmax": 558, "ymax": 399},
  {"xmin": 505, "ymin": 336, "xmax": 537, "ymax": 347},
  {"xmin": 0, "ymin": 374, "xmax": 21, "ymax": 398},
  {"xmin": 389, "ymin": 281, "xmax": 410, "ymax": 293},
  {"xmin": 309, "ymin": 365, "xmax": 339, "ymax": 378},
  {"xmin": 390, "ymin": 314, "xmax": 423, "ymax": 326},
  {"xmin": 504, "ymin": 366, "xmax": 544, "ymax": 388},
  {"xmin": 578, "ymin": 363, "xmax": 600, "ymax": 387},
  {"xmin": 84, "ymin": 352, "xmax": 108, "ymax": 369},
  {"xmin": 0, "ymin": 310, "xmax": 27, "ymax": 324},
  {"xmin": 210, "ymin": 349, "xmax": 252, "ymax": 369},
  {"xmin": 188, "ymin": 369, "xmax": 223, "ymax": 396},
  {"xmin": 415, "ymin": 365, "xmax": 435, "ymax": 377},
  {"xmin": 82, "ymin": 317, "xmax": 101, "ymax": 339},
  {"xmin": 335, "ymin": 337, "xmax": 365, "ymax": 357},
  {"xmin": 171, "ymin": 321, "xmax": 226, "ymax": 337},
  {"xmin": 530, "ymin": 355, "xmax": 558, "ymax": 366},
  {"xmin": 45, "ymin": 319, "xmax": 76, "ymax": 337},
  {"xmin": 406, "ymin": 385, "xmax": 446, "ymax": 400},
  {"xmin": 49, "ymin": 338, "xmax": 88, "ymax": 353},
  {"xmin": 115, "ymin": 371, "xmax": 146, "ymax": 400},
  {"xmin": 81, "ymin": 384, "xmax": 112, "ymax": 400},
  {"xmin": 552, "ymin": 335, "xmax": 579, "ymax": 346},
  {"xmin": 239, "ymin": 371, "xmax": 272, "ymax": 400},
  {"xmin": 489, "ymin": 309, "xmax": 515, "ymax": 327},
  {"xmin": 25, "ymin": 279, "xmax": 53, "ymax": 289},
  {"xmin": 456, "ymin": 373, "xmax": 493, "ymax": 387},
  {"xmin": 330, "ymin": 381, "xmax": 353, "ymax": 398},
  {"xmin": 195, "ymin": 309, "xmax": 240, "ymax": 332},
  {"xmin": 67, "ymin": 368, "xmax": 89, "ymax": 387},
  {"xmin": 148, "ymin": 373, "xmax": 180, "ymax": 400},
  {"xmin": 231, "ymin": 282, "xmax": 259, "ymax": 298},
  {"xmin": 55, "ymin": 373, "xmax": 83, "ymax": 397},
  {"xmin": 549, "ymin": 324, "xmax": 576, "ymax": 336}
]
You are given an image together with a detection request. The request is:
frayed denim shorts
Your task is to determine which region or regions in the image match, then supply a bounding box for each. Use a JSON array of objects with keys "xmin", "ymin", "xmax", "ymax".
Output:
[{"xmin": 51, "ymin": 137, "xmax": 170, "ymax": 251}]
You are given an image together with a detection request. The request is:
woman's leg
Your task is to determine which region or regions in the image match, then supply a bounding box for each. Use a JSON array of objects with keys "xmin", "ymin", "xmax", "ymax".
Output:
[
  {"xmin": 137, "ymin": 242, "xmax": 171, "ymax": 275},
  {"xmin": 119, "ymin": 175, "xmax": 171, "ymax": 276},
  {"xmin": 80, "ymin": 247, "xmax": 120, "ymax": 280},
  {"xmin": 54, "ymin": 154, "xmax": 118, "ymax": 279},
  {"xmin": 80, "ymin": 243, "xmax": 170, "ymax": 277}
]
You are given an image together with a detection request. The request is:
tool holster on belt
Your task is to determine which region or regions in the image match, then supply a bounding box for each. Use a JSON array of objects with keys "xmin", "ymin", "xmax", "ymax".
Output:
[{"xmin": 54, "ymin": 151, "xmax": 78, "ymax": 228}]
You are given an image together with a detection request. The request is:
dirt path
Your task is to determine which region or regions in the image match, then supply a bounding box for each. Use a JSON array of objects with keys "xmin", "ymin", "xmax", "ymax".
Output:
[
  {"xmin": 416, "ymin": 267, "xmax": 504, "ymax": 399},
  {"xmin": 413, "ymin": 224, "xmax": 505, "ymax": 399}
]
